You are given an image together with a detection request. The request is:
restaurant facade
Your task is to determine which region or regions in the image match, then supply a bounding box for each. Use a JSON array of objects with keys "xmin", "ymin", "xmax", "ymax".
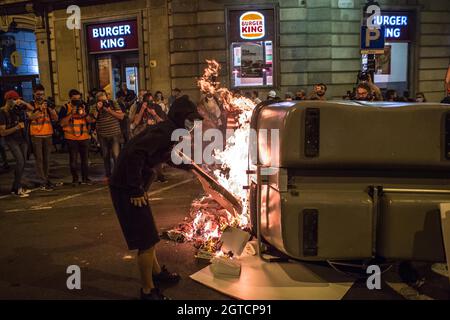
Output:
[{"xmin": 0, "ymin": 0, "xmax": 449, "ymax": 104}]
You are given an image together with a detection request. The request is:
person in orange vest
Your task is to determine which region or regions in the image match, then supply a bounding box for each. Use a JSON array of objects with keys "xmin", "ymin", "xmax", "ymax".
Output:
[
  {"xmin": 59, "ymin": 89, "xmax": 92, "ymax": 186},
  {"xmin": 28, "ymin": 84, "xmax": 58, "ymax": 191}
]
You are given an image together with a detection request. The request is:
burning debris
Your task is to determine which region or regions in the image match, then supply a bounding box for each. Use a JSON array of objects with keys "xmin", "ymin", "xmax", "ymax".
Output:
[{"xmin": 167, "ymin": 59, "xmax": 257, "ymax": 256}]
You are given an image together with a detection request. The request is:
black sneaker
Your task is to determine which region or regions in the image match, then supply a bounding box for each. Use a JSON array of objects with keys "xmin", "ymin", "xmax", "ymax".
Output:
[
  {"xmin": 47, "ymin": 181, "xmax": 57, "ymax": 188},
  {"xmin": 140, "ymin": 288, "xmax": 170, "ymax": 300},
  {"xmin": 81, "ymin": 178, "xmax": 93, "ymax": 185},
  {"xmin": 153, "ymin": 265, "xmax": 181, "ymax": 284},
  {"xmin": 157, "ymin": 176, "xmax": 168, "ymax": 184}
]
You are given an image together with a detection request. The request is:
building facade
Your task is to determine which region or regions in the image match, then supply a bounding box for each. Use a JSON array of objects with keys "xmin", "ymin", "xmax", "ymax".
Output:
[{"xmin": 0, "ymin": 0, "xmax": 449, "ymax": 104}]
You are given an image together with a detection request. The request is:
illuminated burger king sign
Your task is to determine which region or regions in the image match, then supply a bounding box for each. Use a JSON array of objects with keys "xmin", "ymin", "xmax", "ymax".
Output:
[
  {"xmin": 87, "ymin": 20, "xmax": 138, "ymax": 54},
  {"xmin": 239, "ymin": 11, "xmax": 265, "ymax": 40}
]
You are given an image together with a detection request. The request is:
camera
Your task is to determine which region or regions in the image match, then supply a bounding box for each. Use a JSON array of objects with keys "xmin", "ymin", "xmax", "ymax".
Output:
[
  {"xmin": 342, "ymin": 90, "xmax": 355, "ymax": 100},
  {"xmin": 71, "ymin": 99, "xmax": 86, "ymax": 116},
  {"xmin": 102, "ymin": 100, "xmax": 111, "ymax": 109},
  {"xmin": 12, "ymin": 103, "xmax": 27, "ymax": 122},
  {"xmin": 45, "ymin": 97, "xmax": 56, "ymax": 109}
]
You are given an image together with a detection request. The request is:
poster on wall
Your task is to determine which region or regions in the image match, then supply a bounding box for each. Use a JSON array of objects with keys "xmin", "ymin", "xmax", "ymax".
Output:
[
  {"xmin": 375, "ymin": 45, "xmax": 391, "ymax": 75},
  {"xmin": 98, "ymin": 58, "xmax": 113, "ymax": 96}
]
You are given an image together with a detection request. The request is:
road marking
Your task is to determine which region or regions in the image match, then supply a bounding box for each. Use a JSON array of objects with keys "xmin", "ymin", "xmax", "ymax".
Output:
[
  {"xmin": 5, "ymin": 206, "xmax": 53, "ymax": 213},
  {"xmin": 32, "ymin": 186, "xmax": 107, "ymax": 208},
  {"xmin": 2, "ymin": 186, "xmax": 107, "ymax": 213},
  {"xmin": 386, "ymin": 282, "xmax": 433, "ymax": 300},
  {"xmin": 2, "ymin": 178, "xmax": 193, "ymax": 213}
]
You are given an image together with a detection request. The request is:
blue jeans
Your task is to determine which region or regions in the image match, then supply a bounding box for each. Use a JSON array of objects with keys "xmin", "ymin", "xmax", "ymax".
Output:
[
  {"xmin": 6, "ymin": 140, "xmax": 28, "ymax": 192},
  {"xmin": 98, "ymin": 134, "xmax": 121, "ymax": 178}
]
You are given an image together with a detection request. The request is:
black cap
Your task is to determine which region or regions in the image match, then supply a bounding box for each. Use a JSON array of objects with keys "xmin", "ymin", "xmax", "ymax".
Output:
[{"xmin": 168, "ymin": 95, "xmax": 203, "ymax": 128}]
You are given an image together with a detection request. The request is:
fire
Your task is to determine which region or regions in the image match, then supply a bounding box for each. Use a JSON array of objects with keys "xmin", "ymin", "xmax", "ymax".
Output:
[{"xmin": 169, "ymin": 60, "xmax": 257, "ymax": 254}]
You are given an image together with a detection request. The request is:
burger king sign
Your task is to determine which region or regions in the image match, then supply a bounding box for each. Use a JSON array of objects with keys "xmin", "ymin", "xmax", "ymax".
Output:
[{"xmin": 239, "ymin": 11, "xmax": 265, "ymax": 40}]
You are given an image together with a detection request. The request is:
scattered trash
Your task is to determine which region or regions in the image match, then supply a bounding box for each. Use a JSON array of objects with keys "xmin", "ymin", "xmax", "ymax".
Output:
[
  {"xmin": 210, "ymin": 256, "xmax": 241, "ymax": 278},
  {"xmin": 166, "ymin": 229, "xmax": 185, "ymax": 243},
  {"xmin": 195, "ymin": 249, "xmax": 215, "ymax": 261}
]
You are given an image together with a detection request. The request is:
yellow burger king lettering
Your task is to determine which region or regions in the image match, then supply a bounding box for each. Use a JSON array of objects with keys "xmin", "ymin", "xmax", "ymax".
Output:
[{"xmin": 240, "ymin": 11, "xmax": 265, "ymax": 39}]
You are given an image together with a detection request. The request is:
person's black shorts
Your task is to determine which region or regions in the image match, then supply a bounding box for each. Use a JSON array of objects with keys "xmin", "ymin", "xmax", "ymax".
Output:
[{"xmin": 110, "ymin": 186, "xmax": 160, "ymax": 251}]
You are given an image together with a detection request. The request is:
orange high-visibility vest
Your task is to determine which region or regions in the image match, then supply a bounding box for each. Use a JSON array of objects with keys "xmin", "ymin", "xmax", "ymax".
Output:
[
  {"xmin": 63, "ymin": 103, "xmax": 90, "ymax": 141},
  {"xmin": 30, "ymin": 107, "xmax": 53, "ymax": 137}
]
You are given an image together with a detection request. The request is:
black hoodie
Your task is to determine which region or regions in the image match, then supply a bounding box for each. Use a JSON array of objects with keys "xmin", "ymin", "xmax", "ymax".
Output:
[{"xmin": 109, "ymin": 95, "xmax": 202, "ymax": 197}]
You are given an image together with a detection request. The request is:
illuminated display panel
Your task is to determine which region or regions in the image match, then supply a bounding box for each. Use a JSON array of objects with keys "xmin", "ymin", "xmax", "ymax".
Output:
[
  {"xmin": 227, "ymin": 8, "xmax": 276, "ymax": 88},
  {"xmin": 374, "ymin": 11, "xmax": 414, "ymax": 42},
  {"xmin": 86, "ymin": 20, "xmax": 139, "ymax": 54}
]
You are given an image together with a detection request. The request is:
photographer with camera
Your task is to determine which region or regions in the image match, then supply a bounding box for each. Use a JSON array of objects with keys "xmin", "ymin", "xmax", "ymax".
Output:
[
  {"xmin": 308, "ymin": 83, "xmax": 327, "ymax": 101},
  {"xmin": 130, "ymin": 92, "xmax": 167, "ymax": 137},
  {"xmin": 28, "ymin": 84, "xmax": 58, "ymax": 191},
  {"xmin": 90, "ymin": 90, "xmax": 124, "ymax": 182},
  {"xmin": 0, "ymin": 90, "xmax": 32, "ymax": 197},
  {"xmin": 357, "ymin": 71, "xmax": 383, "ymax": 101},
  {"xmin": 59, "ymin": 89, "xmax": 92, "ymax": 186}
]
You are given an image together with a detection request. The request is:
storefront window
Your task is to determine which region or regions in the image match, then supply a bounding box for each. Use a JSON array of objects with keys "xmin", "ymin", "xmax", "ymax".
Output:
[
  {"xmin": 86, "ymin": 20, "xmax": 140, "ymax": 96},
  {"xmin": 0, "ymin": 30, "xmax": 39, "ymax": 76},
  {"xmin": 362, "ymin": 11, "xmax": 414, "ymax": 94},
  {"xmin": 227, "ymin": 8, "xmax": 276, "ymax": 89}
]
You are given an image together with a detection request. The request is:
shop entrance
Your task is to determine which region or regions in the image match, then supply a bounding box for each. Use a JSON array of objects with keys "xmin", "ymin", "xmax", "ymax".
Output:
[
  {"xmin": 89, "ymin": 51, "xmax": 139, "ymax": 99},
  {"xmin": 373, "ymin": 42, "xmax": 409, "ymax": 94}
]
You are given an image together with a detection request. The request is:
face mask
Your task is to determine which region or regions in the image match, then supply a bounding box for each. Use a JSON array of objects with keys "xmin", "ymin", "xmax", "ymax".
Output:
[
  {"xmin": 184, "ymin": 119, "xmax": 195, "ymax": 132},
  {"xmin": 416, "ymin": 98, "xmax": 424, "ymax": 103}
]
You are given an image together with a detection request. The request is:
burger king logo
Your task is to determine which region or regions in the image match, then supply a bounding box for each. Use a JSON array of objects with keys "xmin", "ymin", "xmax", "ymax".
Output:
[{"xmin": 240, "ymin": 11, "xmax": 265, "ymax": 40}]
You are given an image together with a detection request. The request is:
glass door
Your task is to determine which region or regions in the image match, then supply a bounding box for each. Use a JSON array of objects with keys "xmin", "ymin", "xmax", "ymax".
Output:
[{"xmin": 373, "ymin": 42, "xmax": 409, "ymax": 94}]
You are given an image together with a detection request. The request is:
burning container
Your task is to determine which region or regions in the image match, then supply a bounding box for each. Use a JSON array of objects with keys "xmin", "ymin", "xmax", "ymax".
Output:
[{"xmin": 249, "ymin": 100, "xmax": 450, "ymax": 262}]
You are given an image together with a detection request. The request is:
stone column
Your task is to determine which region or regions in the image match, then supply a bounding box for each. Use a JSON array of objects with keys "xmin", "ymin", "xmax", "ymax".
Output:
[{"xmin": 34, "ymin": 23, "xmax": 53, "ymax": 96}]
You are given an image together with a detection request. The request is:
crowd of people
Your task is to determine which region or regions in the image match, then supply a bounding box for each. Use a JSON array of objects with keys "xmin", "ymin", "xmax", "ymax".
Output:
[
  {"xmin": 0, "ymin": 83, "xmax": 184, "ymax": 197},
  {"xmin": 1, "ymin": 75, "xmax": 450, "ymax": 198},
  {"xmin": 250, "ymin": 74, "xmax": 440, "ymax": 104}
]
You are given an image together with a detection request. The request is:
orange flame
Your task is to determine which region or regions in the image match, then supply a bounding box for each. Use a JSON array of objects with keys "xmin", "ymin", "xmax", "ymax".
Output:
[{"xmin": 176, "ymin": 60, "xmax": 257, "ymax": 253}]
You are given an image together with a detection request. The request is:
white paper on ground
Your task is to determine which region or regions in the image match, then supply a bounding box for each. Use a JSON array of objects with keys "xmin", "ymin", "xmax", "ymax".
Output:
[
  {"xmin": 210, "ymin": 256, "xmax": 241, "ymax": 277},
  {"xmin": 439, "ymin": 203, "xmax": 450, "ymax": 283},
  {"xmin": 190, "ymin": 253, "xmax": 354, "ymax": 300},
  {"xmin": 220, "ymin": 226, "xmax": 251, "ymax": 256}
]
